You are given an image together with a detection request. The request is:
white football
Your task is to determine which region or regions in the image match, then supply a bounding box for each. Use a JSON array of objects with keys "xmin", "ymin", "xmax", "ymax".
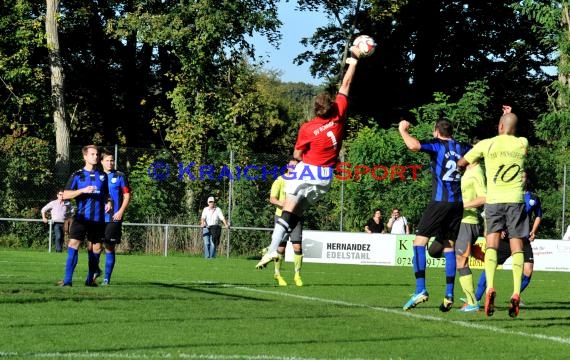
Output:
[{"xmin": 353, "ymin": 35, "xmax": 376, "ymax": 57}]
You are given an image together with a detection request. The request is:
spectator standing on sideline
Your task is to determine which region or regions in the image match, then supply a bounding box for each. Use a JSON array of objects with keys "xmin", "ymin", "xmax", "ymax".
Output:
[
  {"xmin": 59, "ymin": 145, "xmax": 110, "ymax": 286},
  {"xmin": 200, "ymin": 197, "xmax": 229, "ymax": 258},
  {"xmin": 386, "ymin": 208, "xmax": 409, "ymax": 234},
  {"xmin": 365, "ymin": 209, "xmax": 385, "ymax": 234},
  {"xmin": 41, "ymin": 189, "xmax": 71, "ymax": 253},
  {"xmin": 255, "ymin": 45, "xmax": 363, "ymax": 281},
  {"xmin": 89, "ymin": 149, "xmax": 131, "ymax": 286},
  {"xmin": 458, "ymin": 105, "xmax": 529, "ymax": 318},
  {"xmin": 399, "ymin": 119, "xmax": 470, "ymax": 312},
  {"xmin": 268, "ymin": 157, "xmax": 302, "ymax": 286}
]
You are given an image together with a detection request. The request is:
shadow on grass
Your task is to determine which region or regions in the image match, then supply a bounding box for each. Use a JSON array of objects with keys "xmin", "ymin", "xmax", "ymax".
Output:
[
  {"xmin": 148, "ymin": 282, "xmax": 271, "ymax": 301},
  {"xmin": 50, "ymin": 334, "xmax": 429, "ymax": 355},
  {"xmin": 0, "ymin": 280, "xmax": 280, "ymax": 305}
]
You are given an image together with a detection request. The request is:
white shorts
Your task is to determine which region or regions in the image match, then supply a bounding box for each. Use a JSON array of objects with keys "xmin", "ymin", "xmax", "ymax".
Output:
[{"xmin": 284, "ymin": 162, "xmax": 332, "ymax": 209}]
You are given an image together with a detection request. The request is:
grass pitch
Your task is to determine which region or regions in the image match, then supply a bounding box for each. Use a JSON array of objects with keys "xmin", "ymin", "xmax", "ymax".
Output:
[{"xmin": 1, "ymin": 249, "xmax": 569, "ymax": 359}]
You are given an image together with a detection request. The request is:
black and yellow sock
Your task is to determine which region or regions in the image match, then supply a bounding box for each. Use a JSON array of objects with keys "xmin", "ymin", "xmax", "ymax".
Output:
[
  {"xmin": 294, "ymin": 252, "xmax": 303, "ymax": 273},
  {"xmin": 274, "ymin": 251, "xmax": 285, "ymax": 275}
]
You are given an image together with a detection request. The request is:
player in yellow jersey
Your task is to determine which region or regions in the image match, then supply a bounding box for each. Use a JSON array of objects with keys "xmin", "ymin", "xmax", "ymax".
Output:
[
  {"xmin": 267, "ymin": 157, "xmax": 303, "ymax": 286},
  {"xmin": 458, "ymin": 106, "xmax": 528, "ymax": 318},
  {"xmin": 454, "ymin": 161, "xmax": 486, "ymax": 312}
]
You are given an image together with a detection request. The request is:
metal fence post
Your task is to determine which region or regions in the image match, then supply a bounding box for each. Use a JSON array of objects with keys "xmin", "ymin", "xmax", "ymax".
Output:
[
  {"xmin": 164, "ymin": 224, "xmax": 169, "ymax": 257},
  {"xmin": 562, "ymin": 164, "xmax": 567, "ymax": 238},
  {"xmin": 114, "ymin": 144, "xmax": 118, "ymax": 170},
  {"xmin": 340, "ymin": 153, "xmax": 344, "ymax": 231},
  {"xmin": 226, "ymin": 149, "xmax": 233, "ymax": 258}
]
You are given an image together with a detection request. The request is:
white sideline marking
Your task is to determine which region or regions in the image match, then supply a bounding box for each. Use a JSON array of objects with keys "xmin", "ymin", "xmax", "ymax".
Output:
[
  {"xmin": 2, "ymin": 283, "xmax": 569, "ymax": 359},
  {"xmin": 0, "ymin": 352, "xmax": 323, "ymax": 359},
  {"xmin": 221, "ymin": 283, "xmax": 570, "ymax": 346}
]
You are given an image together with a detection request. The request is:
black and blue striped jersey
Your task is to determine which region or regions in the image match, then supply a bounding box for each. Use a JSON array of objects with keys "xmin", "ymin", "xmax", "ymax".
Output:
[
  {"xmin": 65, "ymin": 168, "xmax": 109, "ymax": 222},
  {"xmin": 105, "ymin": 170, "xmax": 131, "ymax": 223},
  {"xmin": 420, "ymin": 139, "xmax": 471, "ymax": 203}
]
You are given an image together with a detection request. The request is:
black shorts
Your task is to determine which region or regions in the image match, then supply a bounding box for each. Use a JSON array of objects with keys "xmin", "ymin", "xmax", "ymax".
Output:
[
  {"xmin": 104, "ymin": 222, "xmax": 123, "ymax": 245},
  {"xmin": 497, "ymin": 237, "xmax": 533, "ymax": 264},
  {"xmin": 69, "ymin": 218, "xmax": 105, "ymax": 243},
  {"xmin": 416, "ymin": 201, "xmax": 463, "ymax": 239}
]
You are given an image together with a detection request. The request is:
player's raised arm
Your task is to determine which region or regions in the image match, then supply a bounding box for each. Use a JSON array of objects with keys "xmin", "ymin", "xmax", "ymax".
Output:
[
  {"xmin": 338, "ymin": 46, "xmax": 361, "ymax": 96},
  {"xmin": 398, "ymin": 120, "xmax": 421, "ymax": 151}
]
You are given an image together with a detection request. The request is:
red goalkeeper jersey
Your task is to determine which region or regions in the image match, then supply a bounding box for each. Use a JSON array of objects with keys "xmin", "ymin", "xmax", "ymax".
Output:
[{"xmin": 294, "ymin": 93, "xmax": 348, "ymax": 167}]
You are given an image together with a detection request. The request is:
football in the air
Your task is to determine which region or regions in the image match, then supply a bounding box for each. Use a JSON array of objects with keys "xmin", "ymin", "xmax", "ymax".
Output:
[{"xmin": 353, "ymin": 35, "xmax": 376, "ymax": 57}]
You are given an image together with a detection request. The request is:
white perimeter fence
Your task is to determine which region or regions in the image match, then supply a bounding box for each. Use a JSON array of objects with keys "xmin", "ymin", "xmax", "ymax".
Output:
[{"xmin": 0, "ymin": 217, "xmax": 272, "ymax": 257}]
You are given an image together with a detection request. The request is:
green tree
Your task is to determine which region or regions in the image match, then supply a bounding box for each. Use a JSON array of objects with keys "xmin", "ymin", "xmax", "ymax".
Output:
[
  {"xmin": 518, "ymin": 0, "xmax": 570, "ymax": 236},
  {"xmin": 297, "ymin": 1, "xmax": 552, "ymax": 129},
  {"xmin": 0, "ymin": 1, "xmax": 50, "ymax": 139}
]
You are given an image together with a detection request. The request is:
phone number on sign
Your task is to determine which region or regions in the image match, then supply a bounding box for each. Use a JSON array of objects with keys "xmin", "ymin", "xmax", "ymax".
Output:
[{"xmin": 396, "ymin": 257, "xmax": 447, "ymax": 267}]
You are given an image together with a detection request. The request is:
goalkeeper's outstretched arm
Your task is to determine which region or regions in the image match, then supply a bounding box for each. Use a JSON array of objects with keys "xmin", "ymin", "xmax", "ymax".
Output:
[{"xmin": 339, "ymin": 46, "xmax": 361, "ymax": 96}]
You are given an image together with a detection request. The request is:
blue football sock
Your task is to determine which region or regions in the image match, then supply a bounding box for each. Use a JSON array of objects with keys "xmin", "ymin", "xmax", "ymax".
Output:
[
  {"xmin": 475, "ymin": 271, "xmax": 486, "ymax": 302},
  {"xmin": 521, "ymin": 274, "xmax": 532, "ymax": 293},
  {"xmin": 86, "ymin": 250, "xmax": 95, "ymax": 283},
  {"xmin": 413, "ymin": 245, "xmax": 427, "ymax": 293},
  {"xmin": 94, "ymin": 252, "xmax": 101, "ymax": 271},
  {"xmin": 105, "ymin": 251, "xmax": 116, "ymax": 283},
  {"xmin": 444, "ymin": 251, "xmax": 456, "ymax": 297},
  {"xmin": 63, "ymin": 248, "xmax": 78, "ymax": 285}
]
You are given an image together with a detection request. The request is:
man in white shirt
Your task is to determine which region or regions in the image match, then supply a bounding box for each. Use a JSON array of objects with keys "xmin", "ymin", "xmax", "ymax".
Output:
[
  {"xmin": 200, "ymin": 197, "xmax": 229, "ymax": 258},
  {"xmin": 41, "ymin": 189, "xmax": 71, "ymax": 252},
  {"xmin": 387, "ymin": 208, "xmax": 410, "ymax": 235}
]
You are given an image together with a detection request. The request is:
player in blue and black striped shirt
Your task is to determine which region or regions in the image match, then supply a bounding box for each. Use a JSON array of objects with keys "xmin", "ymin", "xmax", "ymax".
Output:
[
  {"xmin": 89, "ymin": 149, "xmax": 131, "ymax": 286},
  {"xmin": 59, "ymin": 145, "xmax": 110, "ymax": 286},
  {"xmin": 398, "ymin": 119, "xmax": 471, "ymax": 311}
]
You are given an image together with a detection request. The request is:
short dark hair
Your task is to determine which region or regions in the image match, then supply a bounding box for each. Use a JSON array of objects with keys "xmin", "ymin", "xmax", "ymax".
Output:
[
  {"xmin": 523, "ymin": 169, "xmax": 533, "ymax": 191},
  {"xmin": 314, "ymin": 93, "xmax": 333, "ymax": 118},
  {"xmin": 374, "ymin": 208, "xmax": 382, "ymax": 213},
  {"xmin": 435, "ymin": 118, "xmax": 453, "ymax": 137},
  {"xmin": 101, "ymin": 148, "xmax": 114, "ymax": 160}
]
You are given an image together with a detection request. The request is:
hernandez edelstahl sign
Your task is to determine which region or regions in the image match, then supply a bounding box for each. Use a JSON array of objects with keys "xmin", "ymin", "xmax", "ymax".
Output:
[{"xmin": 284, "ymin": 231, "xmax": 570, "ymax": 272}]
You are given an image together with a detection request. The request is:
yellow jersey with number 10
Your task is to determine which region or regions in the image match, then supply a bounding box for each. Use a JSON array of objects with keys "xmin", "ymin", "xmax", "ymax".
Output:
[{"xmin": 463, "ymin": 134, "xmax": 528, "ymax": 204}]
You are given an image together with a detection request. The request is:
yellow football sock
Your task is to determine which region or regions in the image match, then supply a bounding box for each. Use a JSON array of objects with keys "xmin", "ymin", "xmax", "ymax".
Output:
[
  {"xmin": 484, "ymin": 248, "xmax": 497, "ymax": 290},
  {"xmin": 274, "ymin": 253, "xmax": 284, "ymax": 275},
  {"xmin": 459, "ymin": 274, "xmax": 476, "ymax": 304},
  {"xmin": 511, "ymin": 251, "xmax": 524, "ymax": 295},
  {"xmin": 294, "ymin": 253, "xmax": 303, "ymax": 273}
]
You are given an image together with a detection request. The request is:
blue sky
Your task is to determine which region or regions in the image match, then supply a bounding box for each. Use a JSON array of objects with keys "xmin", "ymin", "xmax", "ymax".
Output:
[{"xmin": 251, "ymin": 2, "xmax": 328, "ymax": 85}]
